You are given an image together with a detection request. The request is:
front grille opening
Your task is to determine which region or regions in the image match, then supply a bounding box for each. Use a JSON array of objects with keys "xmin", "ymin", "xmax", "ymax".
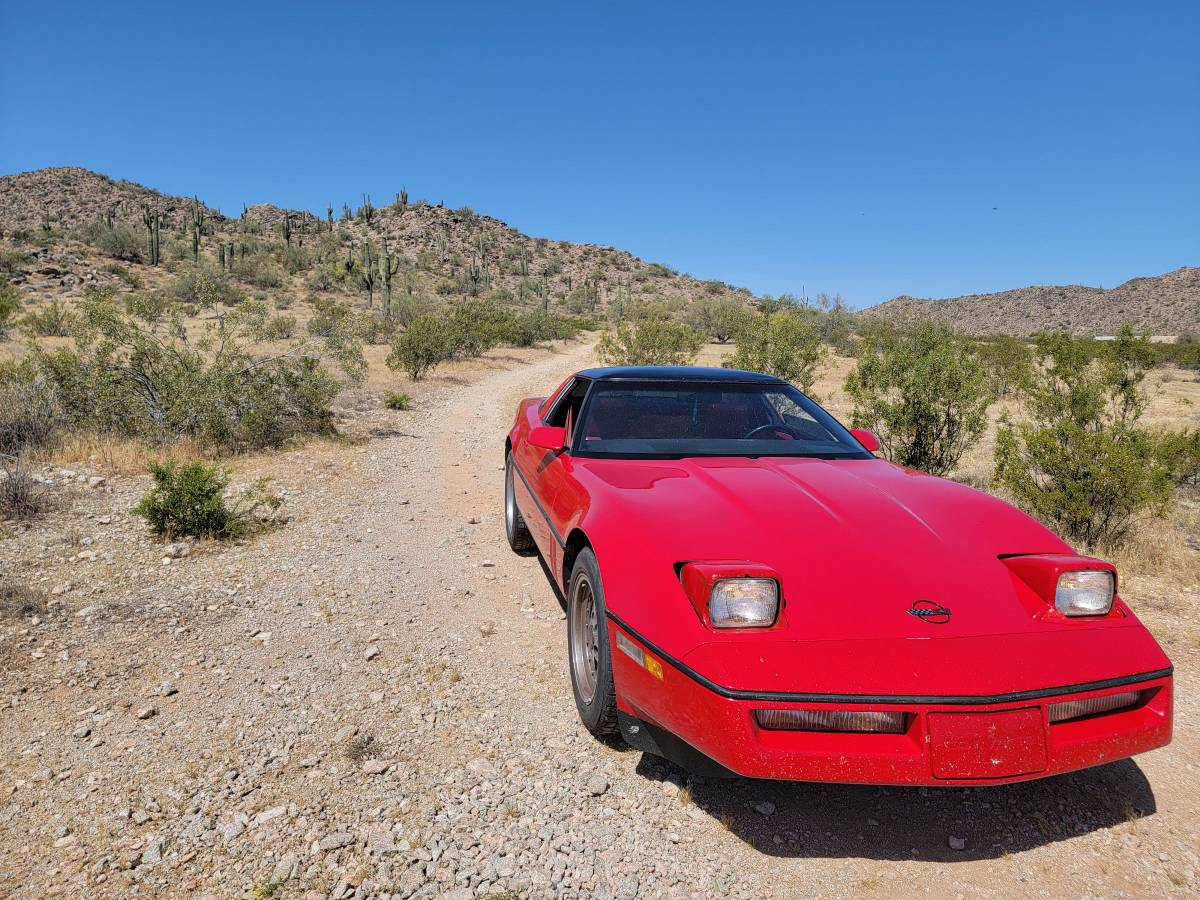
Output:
[
  {"xmin": 755, "ymin": 708, "xmax": 908, "ymax": 734},
  {"xmin": 1048, "ymin": 690, "xmax": 1142, "ymax": 724}
]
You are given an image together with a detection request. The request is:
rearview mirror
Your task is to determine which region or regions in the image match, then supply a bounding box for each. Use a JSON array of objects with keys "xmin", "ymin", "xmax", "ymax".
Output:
[
  {"xmin": 529, "ymin": 425, "xmax": 567, "ymax": 452},
  {"xmin": 850, "ymin": 428, "xmax": 880, "ymax": 453}
]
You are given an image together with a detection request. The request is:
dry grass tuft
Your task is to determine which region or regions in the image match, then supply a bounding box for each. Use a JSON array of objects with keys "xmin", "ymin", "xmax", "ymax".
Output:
[{"xmin": 0, "ymin": 580, "xmax": 48, "ymax": 619}]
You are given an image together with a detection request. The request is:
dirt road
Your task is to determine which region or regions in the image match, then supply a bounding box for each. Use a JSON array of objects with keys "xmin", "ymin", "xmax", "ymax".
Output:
[{"xmin": 1, "ymin": 338, "xmax": 1196, "ymax": 899}]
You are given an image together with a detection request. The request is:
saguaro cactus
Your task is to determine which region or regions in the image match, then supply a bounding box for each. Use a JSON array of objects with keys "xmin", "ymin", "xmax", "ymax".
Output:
[
  {"xmin": 141, "ymin": 204, "xmax": 161, "ymax": 266},
  {"xmin": 379, "ymin": 237, "xmax": 401, "ymax": 316},
  {"xmin": 281, "ymin": 214, "xmax": 293, "ymax": 247},
  {"xmin": 360, "ymin": 242, "xmax": 378, "ymax": 307},
  {"xmin": 326, "ymin": 203, "xmax": 334, "ymax": 232},
  {"xmin": 359, "ymin": 193, "xmax": 375, "ymax": 225},
  {"xmin": 190, "ymin": 198, "xmax": 206, "ymax": 262}
]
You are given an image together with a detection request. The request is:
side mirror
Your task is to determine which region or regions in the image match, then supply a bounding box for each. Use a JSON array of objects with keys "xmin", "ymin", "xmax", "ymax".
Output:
[
  {"xmin": 528, "ymin": 425, "xmax": 567, "ymax": 452},
  {"xmin": 850, "ymin": 428, "xmax": 880, "ymax": 453}
]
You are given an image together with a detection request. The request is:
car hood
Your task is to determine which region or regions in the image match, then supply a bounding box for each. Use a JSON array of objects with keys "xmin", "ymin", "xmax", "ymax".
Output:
[
  {"xmin": 579, "ymin": 455, "xmax": 1085, "ymax": 643},
  {"xmin": 574, "ymin": 455, "xmax": 1169, "ymax": 694}
]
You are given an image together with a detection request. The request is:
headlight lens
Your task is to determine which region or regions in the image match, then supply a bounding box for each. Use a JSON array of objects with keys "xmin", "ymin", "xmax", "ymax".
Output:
[
  {"xmin": 1055, "ymin": 570, "xmax": 1114, "ymax": 616},
  {"xmin": 709, "ymin": 577, "xmax": 778, "ymax": 628}
]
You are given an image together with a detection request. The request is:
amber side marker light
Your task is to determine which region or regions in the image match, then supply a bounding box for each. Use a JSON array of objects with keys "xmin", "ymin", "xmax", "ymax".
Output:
[
  {"xmin": 1048, "ymin": 691, "xmax": 1141, "ymax": 724},
  {"xmin": 755, "ymin": 709, "xmax": 908, "ymax": 734}
]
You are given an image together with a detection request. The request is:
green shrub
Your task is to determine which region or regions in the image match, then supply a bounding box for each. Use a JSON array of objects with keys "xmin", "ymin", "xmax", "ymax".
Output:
[
  {"xmin": 686, "ymin": 296, "xmax": 752, "ymax": 344},
  {"xmin": 357, "ymin": 313, "xmax": 398, "ymax": 345},
  {"xmin": 449, "ymin": 299, "xmax": 510, "ymax": 357},
  {"xmin": 994, "ymin": 328, "xmax": 1176, "ymax": 550},
  {"xmin": 0, "ymin": 250, "xmax": 32, "ymax": 277},
  {"xmin": 0, "ymin": 280, "xmax": 20, "ymax": 337},
  {"xmin": 134, "ymin": 459, "xmax": 282, "ymax": 539},
  {"xmin": 384, "ymin": 391, "xmax": 413, "ymax": 411},
  {"xmin": 1157, "ymin": 429, "xmax": 1200, "ymax": 487},
  {"xmin": 167, "ymin": 265, "xmax": 244, "ymax": 307},
  {"xmin": 0, "ymin": 364, "xmax": 58, "ymax": 455},
  {"xmin": 102, "ymin": 261, "xmax": 142, "ymax": 288},
  {"xmin": 76, "ymin": 221, "xmax": 145, "ymax": 262},
  {"xmin": 724, "ymin": 310, "xmax": 824, "ymax": 393},
  {"xmin": 597, "ymin": 320, "xmax": 702, "ymax": 366},
  {"xmin": 387, "ymin": 314, "xmax": 458, "ymax": 380},
  {"xmin": 34, "ymin": 288, "xmax": 360, "ymax": 452},
  {"xmin": 22, "ymin": 297, "xmax": 76, "ymax": 337},
  {"xmin": 977, "ymin": 335, "xmax": 1034, "ymax": 399},
  {"xmin": 233, "ymin": 253, "xmax": 285, "ymax": 289},
  {"xmin": 846, "ymin": 322, "xmax": 991, "ymax": 476}
]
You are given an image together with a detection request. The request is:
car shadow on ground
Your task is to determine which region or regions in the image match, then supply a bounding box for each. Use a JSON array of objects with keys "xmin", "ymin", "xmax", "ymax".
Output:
[
  {"xmin": 631, "ymin": 750, "xmax": 1155, "ymax": 862},
  {"xmin": 531, "ymin": 557, "xmax": 1157, "ymax": 861}
]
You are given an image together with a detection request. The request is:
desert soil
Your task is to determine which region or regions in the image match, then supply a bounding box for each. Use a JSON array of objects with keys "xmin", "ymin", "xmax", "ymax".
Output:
[{"xmin": 1, "ymin": 337, "xmax": 1197, "ymax": 900}]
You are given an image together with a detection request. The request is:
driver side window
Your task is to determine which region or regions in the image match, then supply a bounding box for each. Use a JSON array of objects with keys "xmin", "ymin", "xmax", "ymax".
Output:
[{"xmin": 544, "ymin": 379, "xmax": 590, "ymax": 443}]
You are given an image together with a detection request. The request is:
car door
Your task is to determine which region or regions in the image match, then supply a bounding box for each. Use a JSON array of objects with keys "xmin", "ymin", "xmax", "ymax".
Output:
[{"xmin": 515, "ymin": 377, "xmax": 590, "ymax": 559}]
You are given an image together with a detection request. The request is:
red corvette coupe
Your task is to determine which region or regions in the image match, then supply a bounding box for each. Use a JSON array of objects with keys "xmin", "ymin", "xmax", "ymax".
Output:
[{"xmin": 504, "ymin": 366, "xmax": 1173, "ymax": 786}]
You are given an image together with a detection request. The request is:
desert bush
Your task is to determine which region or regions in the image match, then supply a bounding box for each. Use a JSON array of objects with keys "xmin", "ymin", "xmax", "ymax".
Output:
[
  {"xmin": 306, "ymin": 296, "xmax": 353, "ymax": 337},
  {"xmin": 0, "ymin": 250, "xmax": 32, "ymax": 276},
  {"xmin": 977, "ymin": 335, "xmax": 1035, "ymax": 399},
  {"xmin": 387, "ymin": 314, "xmax": 459, "ymax": 380},
  {"xmin": 450, "ymin": 299, "xmax": 511, "ymax": 357},
  {"xmin": 355, "ymin": 313, "xmax": 397, "ymax": 345},
  {"xmin": 305, "ymin": 266, "xmax": 336, "ymax": 292},
  {"xmin": 232, "ymin": 252, "xmax": 285, "ymax": 289},
  {"xmin": 994, "ymin": 327, "xmax": 1176, "ymax": 550},
  {"xmin": 384, "ymin": 391, "xmax": 413, "ymax": 411},
  {"xmin": 76, "ymin": 220, "xmax": 144, "ymax": 262},
  {"xmin": 167, "ymin": 265, "xmax": 243, "ymax": 307},
  {"xmin": 0, "ymin": 279, "xmax": 20, "ymax": 337},
  {"xmin": 102, "ymin": 261, "xmax": 141, "ymax": 288},
  {"xmin": 725, "ymin": 310, "xmax": 825, "ymax": 393},
  {"xmin": 34, "ymin": 287, "xmax": 361, "ymax": 452},
  {"xmin": 846, "ymin": 322, "xmax": 991, "ymax": 476},
  {"xmin": 0, "ymin": 580, "xmax": 48, "ymax": 619},
  {"xmin": 0, "ymin": 368, "xmax": 59, "ymax": 455},
  {"xmin": 261, "ymin": 314, "xmax": 296, "ymax": 340},
  {"xmin": 0, "ymin": 455, "xmax": 48, "ymax": 520},
  {"xmin": 687, "ymin": 296, "xmax": 752, "ymax": 344},
  {"xmin": 22, "ymin": 297, "xmax": 76, "ymax": 337},
  {"xmin": 1157, "ymin": 429, "xmax": 1200, "ymax": 487},
  {"xmin": 597, "ymin": 320, "xmax": 702, "ymax": 366},
  {"xmin": 134, "ymin": 458, "xmax": 282, "ymax": 539}
]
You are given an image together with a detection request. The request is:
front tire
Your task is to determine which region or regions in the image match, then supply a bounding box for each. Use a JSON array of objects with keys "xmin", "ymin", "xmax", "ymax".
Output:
[
  {"xmin": 568, "ymin": 548, "xmax": 619, "ymax": 737},
  {"xmin": 504, "ymin": 452, "xmax": 535, "ymax": 554}
]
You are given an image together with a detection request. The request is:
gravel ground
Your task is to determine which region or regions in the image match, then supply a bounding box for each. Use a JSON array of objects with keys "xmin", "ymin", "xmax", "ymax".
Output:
[{"xmin": 1, "ymin": 337, "xmax": 1197, "ymax": 899}]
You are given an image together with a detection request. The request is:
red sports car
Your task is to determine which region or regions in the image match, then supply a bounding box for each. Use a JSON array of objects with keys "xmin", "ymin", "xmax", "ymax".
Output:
[{"xmin": 504, "ymin": 366, "xmax": 1173, "ymax": 786}]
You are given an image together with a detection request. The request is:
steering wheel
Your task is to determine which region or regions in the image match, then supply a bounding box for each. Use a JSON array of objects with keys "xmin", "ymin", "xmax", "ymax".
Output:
[{"xmin": 743, "ymin": 423, "xmax": 804, "ymax": 441}]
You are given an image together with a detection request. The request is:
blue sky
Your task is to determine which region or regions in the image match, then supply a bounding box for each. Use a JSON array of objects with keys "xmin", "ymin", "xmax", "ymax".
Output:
[{"xmin": 1, "ymin": 1, "xmax": 1196, "ymax": 307}]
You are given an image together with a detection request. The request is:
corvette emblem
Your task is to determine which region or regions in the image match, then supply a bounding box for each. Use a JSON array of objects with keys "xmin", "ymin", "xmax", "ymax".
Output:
[{"xmin": 907, "ymin": 600, "xmax": 951, "ymax": 624}]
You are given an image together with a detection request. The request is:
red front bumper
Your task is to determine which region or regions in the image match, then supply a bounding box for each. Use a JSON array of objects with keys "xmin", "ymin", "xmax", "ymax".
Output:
[{"xmin": 611, "ymin": 626, "xmax": 1173, "ymax": 787}]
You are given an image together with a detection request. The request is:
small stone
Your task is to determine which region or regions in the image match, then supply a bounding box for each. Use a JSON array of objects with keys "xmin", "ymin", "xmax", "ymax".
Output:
[
  {"xmin": 948, "ymin": 835, "xmax": 966, "ymax": 851},
  {"xmin": 72, "ymin": 726, "xmax": 91, "ymax": 739},
  {"xmin": 364, "ymin": 645, "xmax": 381, "ymax": 661},
  {"xmin": 752, "ymin": 800, "xmax": 776, "ymax": 816},
  {"xmin": 467, "ymin": 517, "xmax": 481, "ymax": 525},
  {"xmin": 319, "ymin": 832, "xmax": 354, "ymax": 851},
  {"xmin": 132, "ymin": 810, "xmax": 151, "ymax": 826},
  {"xmin": 584, "ymin": 773, "xmax": 608, "ymax": 796},
  {"xmin": 478, "ymin": 621, "xmax": 496, "ymax": 637},
  {"xmin": 135, "ymin": 706, "xmax": 157, "ymax": 720},
  {"xmin": 159, "ymin": 682, "xmax": 178, "ymax": 697},
  {"xmin": 362, "ymin": 759, "xmax": 389, "ymax": 775},
  {"xmin": 480, "ymin": 560, "xmax": 495, "ymax": 567}
]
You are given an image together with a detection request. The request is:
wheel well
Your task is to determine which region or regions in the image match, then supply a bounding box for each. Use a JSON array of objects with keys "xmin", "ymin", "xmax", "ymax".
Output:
[{"xmin": 562, "ymin": 528, "xmax": 593, "ymax": 587}]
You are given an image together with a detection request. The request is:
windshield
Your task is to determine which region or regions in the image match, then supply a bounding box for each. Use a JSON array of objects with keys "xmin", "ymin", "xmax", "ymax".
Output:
[{"xmin": 574, "ymin": 380, "xmax": 872, "ymax": 459}]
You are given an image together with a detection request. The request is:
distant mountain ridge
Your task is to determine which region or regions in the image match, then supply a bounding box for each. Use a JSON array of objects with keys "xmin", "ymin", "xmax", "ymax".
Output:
[
  {"xmin": 863, "ymin": 267, "xmax": 1200, "ymax": 336},
  {"xmin": 0, "ymin": 166, "xmax": 755, "ymax": 314}
]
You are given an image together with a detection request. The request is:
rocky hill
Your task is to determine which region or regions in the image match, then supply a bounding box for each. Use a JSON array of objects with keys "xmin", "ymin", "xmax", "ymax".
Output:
[
  {"xmin": 0, "ymin": 166, "xmax": 753, "ymax": 314},
  {"xmin": 863, "ymin": 267, "xmax": 1200, "ymax": 336}
]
